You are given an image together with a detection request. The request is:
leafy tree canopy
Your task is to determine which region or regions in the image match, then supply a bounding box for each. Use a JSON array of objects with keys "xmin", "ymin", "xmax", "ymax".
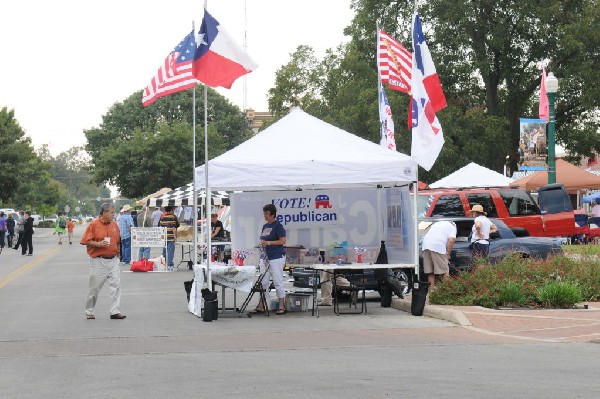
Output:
[
  {"xmin": 0, "ymin": 107, "xmax": 36, "ymax": 204},
  {"xmin": 267, "ymin": 0, "xmax": 599, "ymax": 182},
  {"xmin": 85, "ymin": 87, "xmax": 250, "ymax": 198},
  {"xmin": 38, "ymin": 145, "xmax": 107, "ymax": 216}
]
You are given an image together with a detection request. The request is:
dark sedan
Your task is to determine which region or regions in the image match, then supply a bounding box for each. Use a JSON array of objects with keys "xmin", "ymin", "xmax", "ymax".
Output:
[{"xmin": 419, "ymin": 217, "xmax": 564, "ymax": 274}]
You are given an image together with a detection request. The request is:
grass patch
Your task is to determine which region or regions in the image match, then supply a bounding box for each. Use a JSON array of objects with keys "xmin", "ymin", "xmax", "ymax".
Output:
[
  {"xmin": 561, "ymin": 244, "xmax": 600, "ymax": 255},
  {"xmin": 537, "ymin": 281, "xmax": 583, "ymax": 308},
  {"xmin": 429, "ymin": 254, "xmax": 600, "ymax": 308}
]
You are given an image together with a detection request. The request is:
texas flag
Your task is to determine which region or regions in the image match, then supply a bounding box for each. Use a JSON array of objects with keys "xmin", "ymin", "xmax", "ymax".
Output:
[
  {"xmin": 410, "ymin": 11, "xmax": 446, "ymax": 171},
  {"xmin": 193, "ymin": 10, "xmax": 258, "ymax": 88}
]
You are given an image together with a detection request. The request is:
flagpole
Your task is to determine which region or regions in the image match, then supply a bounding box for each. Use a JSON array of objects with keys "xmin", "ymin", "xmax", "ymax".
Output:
[
  {"xmin": 412, "ymin": 1, "xmax": 420, "ymax": 283},
  {"xmin": 192, "ymin": 21, "xmax": 199, "ymax": 277},
  {"xmin": 203, "ymin": 1, "xmax": 212, "ymax": 287}
]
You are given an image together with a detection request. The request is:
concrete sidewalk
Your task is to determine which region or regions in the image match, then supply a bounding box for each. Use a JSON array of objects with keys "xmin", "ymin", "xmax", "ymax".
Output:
[{"xmin": 393, "ymin": 296, "xmax": 600, "ymax": 343}]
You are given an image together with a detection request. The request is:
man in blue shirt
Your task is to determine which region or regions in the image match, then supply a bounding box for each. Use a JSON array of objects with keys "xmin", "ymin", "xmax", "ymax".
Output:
[{"xmin": 118, "ymin": 204, "xmax": 135, "ymax": 264}]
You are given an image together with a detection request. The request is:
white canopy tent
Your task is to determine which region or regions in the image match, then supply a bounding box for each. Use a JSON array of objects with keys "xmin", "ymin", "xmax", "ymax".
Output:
[
  {"xmin": 146, "ymin": 183, "xmax": 230, "ymax": 208},
  {"xmin": 429, "ymin": 162, "xmax": 512, "ymax": 188},
  {"xmin": 194, "ymin": 108, "xmax": 417, "ymax": 190},
  {"xmin": 190, "ymin": 108, "xmax": 419, "ymax": 296}
]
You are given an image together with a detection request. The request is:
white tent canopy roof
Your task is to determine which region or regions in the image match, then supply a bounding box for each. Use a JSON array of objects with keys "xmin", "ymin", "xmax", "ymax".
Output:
[
  {"xmin": 146, "ymin": 183, "xmax": 230, "ymax": 207},
  {"xmin": 429, "ymin": 162, "xmax": 512, "ymax": 188},
  {"xmin": 195, "ymin": 108, "xmax": 417, "ymax": 191}
]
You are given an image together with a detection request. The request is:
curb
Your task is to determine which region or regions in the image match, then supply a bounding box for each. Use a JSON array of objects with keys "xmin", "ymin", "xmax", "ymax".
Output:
[{"xmin": 391, "ymin": 297, "xmax": 472, "ymax": 326}]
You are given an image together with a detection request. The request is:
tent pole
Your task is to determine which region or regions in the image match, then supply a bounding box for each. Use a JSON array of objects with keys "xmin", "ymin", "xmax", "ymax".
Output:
[{"xmin": 414, "ymin": 169, "xmax": 420, "ymax": 281}]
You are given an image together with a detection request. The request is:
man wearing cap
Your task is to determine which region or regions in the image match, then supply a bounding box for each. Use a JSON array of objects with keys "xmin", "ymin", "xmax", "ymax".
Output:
[
  {"xmin": 468, "ymin": 204, "xmax": 497, "ymax": 257},
  {"xmin": 80, "ymin": 203, "xmax": 125, "ymax": 320},
  {"xmin": 117, "ymin": 204, "xmax": 135, "ymax": 265}
]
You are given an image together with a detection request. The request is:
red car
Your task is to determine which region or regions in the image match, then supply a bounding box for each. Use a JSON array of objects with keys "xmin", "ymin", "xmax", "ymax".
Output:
[{"xmin": 417, "ymin": 184, "xmax": 575, "ymax": 237}]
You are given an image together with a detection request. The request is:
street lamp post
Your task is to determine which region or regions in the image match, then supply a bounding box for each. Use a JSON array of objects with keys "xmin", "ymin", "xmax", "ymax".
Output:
[{"xmin": 545, "ymin": 72, "xmax": 559, "ymax": 184}]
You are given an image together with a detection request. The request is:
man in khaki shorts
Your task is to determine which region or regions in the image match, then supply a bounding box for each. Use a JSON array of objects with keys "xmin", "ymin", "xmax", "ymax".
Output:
[{"xmin": 422, "ymin": 221, "xmax": 456, "ymax": 291}]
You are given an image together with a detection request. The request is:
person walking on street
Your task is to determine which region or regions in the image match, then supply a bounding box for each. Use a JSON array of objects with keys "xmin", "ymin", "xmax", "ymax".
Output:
[
  {"xmin": 6, "ymin": 214, "xmax": 15, "ymax": 248},
  {"xmin": 0, "ymin": 212, "xmax": 6, "ymax": 254},
  {"xmin": 55, "ymin": 212, "xmax": 67, "ymax": 244},
  {"xmin": 13, "ymin": 211, "xmax": 24, "ymax": 251},
  {"xmin": 117, "ymin": 204, "xmax": 134, "ymax": 265},
  {"xmin": 159, "ymin": 206, "xmax": 179, "ymax": 270},
  {"xmin": 422, "ymin": 220, "xmax": 457, "ymax": 291},
  {"xmin": 21, "ymin": 211, "xmax": 34, "ymax": 256},
  {"xmin": 80, "ymin": 203, "xmax": 125, "ymax": 320},
  {"xmin": 136, "ymin": 206, "xmax": 153, "ymax": 260},
  {"xmin": 67, "ymin": 218, "xmax": 75, "ymax": 244},
  {"xmin": 468, "ymin": 204, "xmax": 497, "ymax": 258}
]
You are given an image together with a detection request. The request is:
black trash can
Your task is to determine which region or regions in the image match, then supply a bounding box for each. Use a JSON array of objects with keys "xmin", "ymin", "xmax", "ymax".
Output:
[
  {"xmin": 410, "ymin": 281, "xmax": 429, "ymax": 316},
  {"xmin": 201, "ymin": 289, "xmax": 219, "ymax": 322}
]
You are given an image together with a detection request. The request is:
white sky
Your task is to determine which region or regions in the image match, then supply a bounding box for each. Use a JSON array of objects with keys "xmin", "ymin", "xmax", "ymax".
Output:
[{"xmin": 0, "ymin": 0, "xmax": 354, "ymax": 156}]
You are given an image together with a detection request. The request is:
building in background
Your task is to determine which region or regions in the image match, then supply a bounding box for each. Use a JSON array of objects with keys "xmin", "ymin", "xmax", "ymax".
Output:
[{"xmin": 245, "ymin": 108, "xmax": 273, "ymax": 133}]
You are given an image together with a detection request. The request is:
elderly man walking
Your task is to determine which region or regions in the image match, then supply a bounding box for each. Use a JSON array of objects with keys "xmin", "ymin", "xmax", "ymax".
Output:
[{"xmin": 80, "ymin": 203, "xmax": 125, "ymax": 320}]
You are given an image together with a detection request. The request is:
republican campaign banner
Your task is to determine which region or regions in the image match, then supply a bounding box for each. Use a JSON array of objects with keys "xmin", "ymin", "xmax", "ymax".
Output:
[{"xmin": 230, "ymin": 187, "xmax": 416, "ymax": 265}]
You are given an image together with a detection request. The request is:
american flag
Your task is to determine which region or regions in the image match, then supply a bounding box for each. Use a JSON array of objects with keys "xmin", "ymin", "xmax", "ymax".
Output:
[
  {"xmin": 142, "ymin": 30, "xmax": 198, "ymax": 107},
  {"xmin": 377, "ymin": 30, "xmax": 412, "ymax": 94}
]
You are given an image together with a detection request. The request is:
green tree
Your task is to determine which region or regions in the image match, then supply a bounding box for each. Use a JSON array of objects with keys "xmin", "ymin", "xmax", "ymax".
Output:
[
  {"xmin": 11, "ymin": 157, "xmax": 61, "ymax": 211},
  {"xmin": 0, "ymin": 107, "xmax": 36, "ymax": 204},
  {"xmin": 85, "ymin": 87, "xmax": 250, "ymax": 198},
  {"xmin": 267, "ymin": 0, "xmax": 600, "ymax": 181},
  {"xmin": 43, "ymin": 145, "xmax": 110, "ymax": 215},
  {"xmin": 423, "ymin": 0, "xmax": 600, "ymax": 168}
]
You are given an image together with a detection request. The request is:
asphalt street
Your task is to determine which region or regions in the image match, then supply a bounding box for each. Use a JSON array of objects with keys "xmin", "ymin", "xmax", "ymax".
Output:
[{"xmin": 1, "ymin": 225, "xmax": 599, "ymax": 398}]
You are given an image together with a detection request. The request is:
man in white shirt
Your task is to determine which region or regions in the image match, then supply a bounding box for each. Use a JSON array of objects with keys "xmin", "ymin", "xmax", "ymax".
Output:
[
  {"xmin": 151, "ymin": 207, "xmax": 163, "ymax": 227},
  {"xmin": 422, "ymin": 220, "xmax": 456, "ymax": 290},
  {"xmin": 591, "ymin": 200, "xmax": 600, "ymax": 217},
  {"xmin": 468, "ymin": 204, "xmax": 498, "ymax": 257}
]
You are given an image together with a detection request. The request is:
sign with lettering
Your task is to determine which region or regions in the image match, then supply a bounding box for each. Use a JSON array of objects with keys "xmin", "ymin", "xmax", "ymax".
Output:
[
  {"xmin": 131, "ymin": 227, "xmax": 167, "ymax": 247},
  {"xmin": 230, "ymin": 187, "xmax": 416, "ymax": 265}
]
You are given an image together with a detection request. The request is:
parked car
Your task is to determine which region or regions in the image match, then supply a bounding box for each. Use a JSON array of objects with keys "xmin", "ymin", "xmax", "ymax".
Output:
[
  {"xmin": 419, "ymin": 217, "xmax": 564, "ymax": 274},
  {"xmin": 30, "ymin": 214, "xmax": 41, "ymax": 226},
  {"xmin": 417, "ymin": 183, "xmax": 575, "ymax": 237}
]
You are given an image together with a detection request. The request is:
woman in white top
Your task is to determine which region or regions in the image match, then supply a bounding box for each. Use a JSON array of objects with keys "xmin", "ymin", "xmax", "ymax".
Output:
[{"xmin": 469, "ymin": 204, "xmax": 497, "ymax": 257}]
